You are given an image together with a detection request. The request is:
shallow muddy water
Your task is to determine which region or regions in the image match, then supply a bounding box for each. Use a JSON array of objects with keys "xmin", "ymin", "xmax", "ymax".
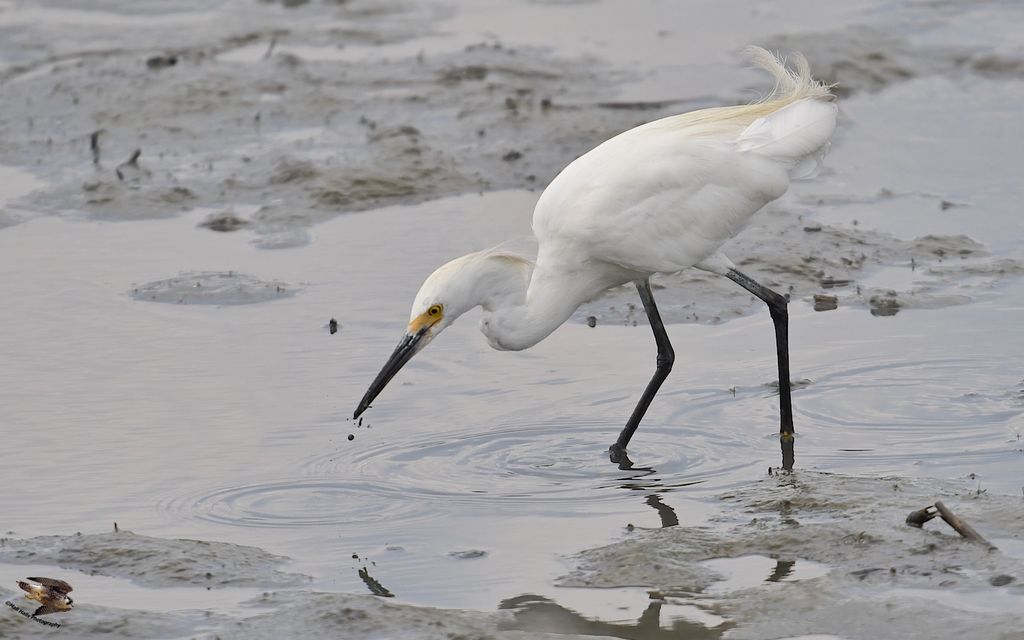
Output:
[{"xmin": 2, "ymin": 0, "xmax": 1024, "ymax": 638}]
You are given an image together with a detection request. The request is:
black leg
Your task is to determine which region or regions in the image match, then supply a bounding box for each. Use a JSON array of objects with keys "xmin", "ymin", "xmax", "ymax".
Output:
[
  {"xmin": 609, "ymin": 279, "xmax": 675, "ymax": 469},
  {"xmin": 725, "ymin": 268, "xmax": 795, "ymax": 470}
]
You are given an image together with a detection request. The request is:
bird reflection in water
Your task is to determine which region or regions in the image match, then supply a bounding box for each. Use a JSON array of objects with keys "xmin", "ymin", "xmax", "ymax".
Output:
[
  {"xmin": 645, "ymin": 494, "xmax": 679, "ymax": 529},
  {"xmin": 498, "ymin": 593, "xmax": 731, "ymax": 639},
  {"xmin": 498, "ymin": 557, "xmax": 800, "ymax": 639}
]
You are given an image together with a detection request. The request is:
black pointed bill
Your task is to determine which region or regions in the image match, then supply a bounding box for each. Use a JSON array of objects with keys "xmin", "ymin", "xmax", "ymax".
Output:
[{"xmin": 354, "ymin": 328, "xmax": 429, "ymax": 419}]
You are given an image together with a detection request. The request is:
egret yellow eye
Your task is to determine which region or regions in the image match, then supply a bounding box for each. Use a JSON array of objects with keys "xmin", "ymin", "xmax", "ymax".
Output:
[{"xmin": 428, "ymin": 304, "xmax": 443, "ymax": 317}]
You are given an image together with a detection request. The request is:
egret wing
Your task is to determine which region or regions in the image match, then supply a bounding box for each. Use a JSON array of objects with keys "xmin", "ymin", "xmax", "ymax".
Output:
[{"xmin": 534, "ymin": 128, "xmax": 788, "ymax": 274}]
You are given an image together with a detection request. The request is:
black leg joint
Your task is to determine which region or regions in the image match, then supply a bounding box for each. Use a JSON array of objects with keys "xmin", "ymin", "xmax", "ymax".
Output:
[{"xmin": 656, "ymin": 347, "xmax": 675, "ymax": 371}]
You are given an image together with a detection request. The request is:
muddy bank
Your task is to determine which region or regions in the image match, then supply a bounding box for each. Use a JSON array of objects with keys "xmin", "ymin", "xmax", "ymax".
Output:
[
  {"xmin": 0, "ymin": 0, "xmax": 673, "ymax": 238},
  {"xmin": 575, "ymin": 204, "xmax": 1018, "ymax": 325},
  {"xmin": 3, "ymin": 474, "xmax": 1019, "ymax": 639},
  {"xmin": 0, "ymin": 530, "xmax": 309, "ymax": 587},
  {"xmin": 4, "ymin": 0, "xmax": 1020, "ymax": 246},
  {"xmin": 2, "ymin": 1, "xmax": 1021, "ymax": 327},
  {"xmin": 510, "ymin": 473, "xmax": 1024, "ymax": 639}
]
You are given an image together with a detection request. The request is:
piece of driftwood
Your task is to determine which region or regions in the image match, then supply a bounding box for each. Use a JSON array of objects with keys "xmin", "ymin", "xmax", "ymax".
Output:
[
  {"xmin": 905, "ymin": 501, "xmax": 997, "ymax": 550},
  {"xmin": 934, "ymin": 501, "xmax": 997, "ymax": 550}
]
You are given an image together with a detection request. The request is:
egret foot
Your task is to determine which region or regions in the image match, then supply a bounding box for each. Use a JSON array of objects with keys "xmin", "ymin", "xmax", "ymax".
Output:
[{"xmin": 608, "ymin": 443, "xmax": 634, "ymax": 470}]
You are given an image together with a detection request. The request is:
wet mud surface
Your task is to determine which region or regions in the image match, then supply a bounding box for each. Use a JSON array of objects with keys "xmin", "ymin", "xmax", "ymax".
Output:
[
  {"xmin": 130, "ymin": 271, "xmax": 295, "ymax": 304},
  {"xmin": 2, "ymin": 1, "xmax": 1022, "ymax": 323},
  {"xmin": 0, "ymin": 530, "xmax": 308, "ymax": 587},
  {"xmin": 2, "ymin": 475, "xmax": 1021, "ymax": 639},
  {"xmin": 3, "ymin": 0, "xmax": 1024, "ymax": 638}
]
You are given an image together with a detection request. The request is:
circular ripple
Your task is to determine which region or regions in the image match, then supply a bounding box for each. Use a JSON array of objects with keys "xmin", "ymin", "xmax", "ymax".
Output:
[
  {"xmin": 159, "ymin": 479, "xmax": 426, "ymax": 529},
  {"xmin": 303, "ymin": 418, "xmax": 752, "ymax": 502},
  {"xmin": 160, "ymin": 417, "xmax": 754, "ymax": 530},
  {"xmin": 160, "ymin": 357, "xmax": 1022, "ymax": 529}
]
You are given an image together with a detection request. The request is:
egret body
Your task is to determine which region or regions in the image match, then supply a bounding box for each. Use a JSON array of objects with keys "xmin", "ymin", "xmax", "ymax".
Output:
[{"xmin": 355, "ymin": 48, "xmax": 837, "ymax": 469}]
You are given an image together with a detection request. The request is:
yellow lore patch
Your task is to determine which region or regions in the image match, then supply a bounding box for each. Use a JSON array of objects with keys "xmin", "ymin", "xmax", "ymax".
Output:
[{"xmin": 408, "ymin": 304, "xmax": 444, "ymax": 333}]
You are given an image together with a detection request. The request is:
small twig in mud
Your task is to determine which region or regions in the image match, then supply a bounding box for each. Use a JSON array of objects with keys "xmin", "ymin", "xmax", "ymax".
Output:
[
  {"xmin": 263, "ymin": 35, "xmax": 278, "ymax": 60},
  {"xmin": 906, "ymin": 501, "xmax": 997, "ymax": 550},
  {"xmin": 90, "ymin": 130, "xmax": 102, "ymax": 165},
  {"xmin": 934, "ymin": 501, "xmax": 997, "ymax": 550},
  {"xmin": 115, "ymin": 149, "xmax": 141, "ymax": 181}
]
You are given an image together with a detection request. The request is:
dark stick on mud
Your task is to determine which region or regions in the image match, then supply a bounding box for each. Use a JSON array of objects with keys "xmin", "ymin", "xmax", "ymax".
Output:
[
  {"xmin": 263, "ymin": 35, "xmax": 277, "ymax": 60},
  {"xmin": 906, "ymin": 501, "xmax": 997, "ymax": 550},
  {"xmin": 115, "ymin": 149, "xmax": 141, "ymax": 181},
  {"xmin": 90, "ymin": 130, "xmax": 102, "ymax": 165},
  {"xmin": 934, "ymin": 501, "xmax": 997, "ymax": 549}
]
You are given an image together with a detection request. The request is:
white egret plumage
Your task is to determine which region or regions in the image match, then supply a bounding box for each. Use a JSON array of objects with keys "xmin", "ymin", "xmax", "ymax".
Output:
[{"xmin": 354, "ymin": 47, "xmax": 837, "ymax": 470}]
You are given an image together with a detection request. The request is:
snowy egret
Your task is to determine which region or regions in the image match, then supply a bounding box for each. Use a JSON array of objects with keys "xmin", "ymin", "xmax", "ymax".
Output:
[{"xmin": 354, "ymin": 48, "xmax": 837, "ymax": 470}]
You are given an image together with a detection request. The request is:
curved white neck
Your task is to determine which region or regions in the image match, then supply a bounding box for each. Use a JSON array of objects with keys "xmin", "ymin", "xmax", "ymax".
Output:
[{"xmin": 479, "ymin": 260, "xmax": 630, "ymax": 351}]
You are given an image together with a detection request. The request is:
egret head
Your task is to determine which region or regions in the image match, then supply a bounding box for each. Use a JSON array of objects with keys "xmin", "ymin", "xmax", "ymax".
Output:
[{"xmin": 353, "ymin": 252, "xmax": 528, "ymax": 418}]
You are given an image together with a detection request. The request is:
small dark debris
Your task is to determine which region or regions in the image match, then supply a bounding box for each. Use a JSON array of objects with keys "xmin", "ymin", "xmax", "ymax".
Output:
[
  {"xmin": 502, "ymin": 150, "xmax": 522, "ymax": 162},
  {"xmin": 869, "ymin": 294, "xmax": 900, "ymax": 317},
  {"xmin": 540, "ymin": 97, "xmax": 552, "ymax": 110},
  {"xmin": 821, "ymin": 276, "xmax": 851, "ymax": 289},
  {"xmin": 803, "ymin": 223, "xmax": 823, "ymax": 232},
  {"xmin": 115, "ymin": 148, "xmax": 143, "ymax": 181},
  {"xmin": 329, "ymin": 318, "xmax": 339, "ymax": 334},
  {"xmin": 262, "ymin": 35, "xmax": 278, "ymax": 59},
  {"xmin": 596, "ymin": 99, "xmax": 681, "ymax": 110},
  {"xmin": 813, "ymin": 294, "xmax": 838, "ymax": 312},
  {"xmin": 146, "ymin": 54, "xmax": 178, "ymax": 69},
  {"xmin": 90, "ymin": 130, "xmax": 102, "ymax": 165},
  {"xmin": 199, "ymin": 213, "xmax": 250, "ymax": 232},
  {"xmin": 439, "ymin": 65, "xmax": 488, "ymax": 83},
  {"xmin": 367, "ymin": 125, "xmax": 421, "ymax": 142},
  {"xmin": 586, "ymin": 315, "xmax": 597, "ymax": 327},
  {"xmin": 347, "ymin": 434, "xmax": 354, "ymax": 441},
  {"xmin": 990, "ymin": 574, "xmax": 1015, "ymax": 587},
  {"xmin": 448, "ymin": 549, "xmax": 488, "ymax": 559}
]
